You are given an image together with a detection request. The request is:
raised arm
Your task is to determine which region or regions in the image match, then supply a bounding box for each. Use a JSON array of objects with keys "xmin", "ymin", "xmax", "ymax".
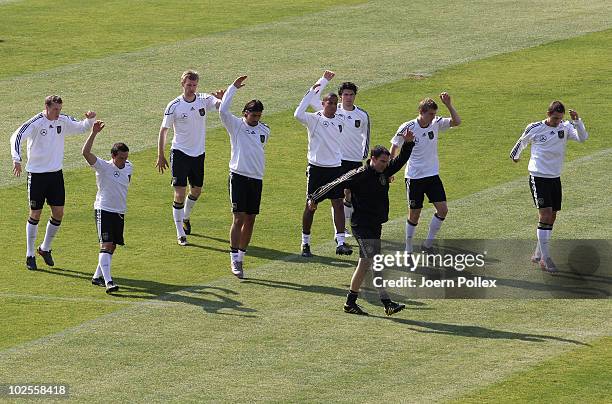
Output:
[
  {"xmin": 294, "ymin": 82, "xmax": 321, "ymax": 125},
  {"xmin": 568, "ymin": 109, "xmax": 588, "ymax": 142},
  {"xmin": 64, "ymin": 111, "xmax": 96, "ymax": 136},
  {"xmin": 386, "ymin": 129, "xmax": 415, "ymax": 176},
  {"xmin": 308, "ymin": 70, "xmax": 334, "ymax": 110},
  {"xmin": 82, "ymin": 120, "xmax": 105, "ymax": 166},
  {"xmin": 440, "ymin": 92, "xmax": 461, "ymax": 127},
  {"xmin": 219, "ymin": 76, "xmax": 247, "ymax": 135}
]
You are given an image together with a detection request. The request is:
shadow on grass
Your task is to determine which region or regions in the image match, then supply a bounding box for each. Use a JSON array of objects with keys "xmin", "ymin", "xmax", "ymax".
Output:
[
  {"xmin": 242, "ymin": 277, "xmax": 427, "ymax": 308},
  {"xmin": 192, "ymin": 234, "xmax": 356, "ymax": 268},
  {"xmin": 38, "ymin": 267, "xmax": 257, "ymax": 317},
  {"xmin": 369, "ymin": 315, "xmax": 590, "ymax": 346}
]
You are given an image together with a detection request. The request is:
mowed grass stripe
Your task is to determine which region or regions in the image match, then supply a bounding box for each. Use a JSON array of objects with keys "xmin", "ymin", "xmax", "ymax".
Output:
[
  {"xmin": 1, "ymin": 30, "xmax": 610, "ymax": 352},
  {"xmin": 453, "ymin": 337, "xmax": 612, "ymax": 404},
  {"xmin": 0, "ymin": 150, "xmax": 609, "ymax": 402},
  {"xmin": 0, "ymin": 0, "xmax": 365, "ymax": 79},
  {"xmin": 1, "ymin": 1, "xmax": 611, "ymax": 187}
]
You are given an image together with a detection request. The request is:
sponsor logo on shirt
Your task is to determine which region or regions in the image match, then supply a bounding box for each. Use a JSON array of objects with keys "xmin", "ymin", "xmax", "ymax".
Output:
[
  {"xmin": 181, "ymin": 113, "xmax": 188, "ymax": 119},
  {"xmin": 114, "ymin": 171, "xmax": 120, "ymax": 178},
  {"xmin": 539, "ymin": 135, "xmax": 547, "ymax": 142},
  {"xmin": 40, "ymin": 129, "xmax": 47, "ymax": 136}
]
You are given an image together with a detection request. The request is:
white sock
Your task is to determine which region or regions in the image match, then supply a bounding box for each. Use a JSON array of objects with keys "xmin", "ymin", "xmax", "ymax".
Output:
[
  {"xmin": 405, "ymin": 220, "xmax": 417, "ymax": 253},
  {"xmin": 302, "ymin": 233, "xmax": 311, "ymax": 245},
  {"xmin": 238, "ymin": 250, "xmax": 246, "ymax": 262},
  {"xmin": 40, "ymin": 218, "xmax": 61, "ymax": 251},
  {"xmin": 336, "ymin": 232, "xmax": 345, "ymax": 246},
  {"xmin": 93, "ymin": 265, "xmax": 102, "ymax": 279},
  {"xmin": 173, "ymin": 202, "xmax": 186, "ymax": 238},
  {"xmin": 537, "ymin": 228, "xmax": 552, "ymax": 259},
  {"xmin": 423, "ymin": 214, "xmax": 444, "ymax": 248},
  {"xmin": 230, "ymin": 250, "xmax": 239, "ymax": 263},
  {"xmin": 533, "ymin": 241, "xmax": 541, "ymax": 258},
  {"xmin": 98, "ymin": 251, "xmax": 113, "ymax": 284},
  {"xmin": 26, "ymin": 219, "xmax": 39, "ymax": 257},
  {"xmin": 184, "ymin": 195, "xmax": 198, "ymax": 220},
  {"xmin": 344, "ymin": 204, "xmax": 353, "ymax": 231}
]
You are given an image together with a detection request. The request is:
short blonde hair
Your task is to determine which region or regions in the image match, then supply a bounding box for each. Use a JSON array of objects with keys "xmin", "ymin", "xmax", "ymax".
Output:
[{"xmin": 181, "ymin": 70, "xmax": 199, "ymax": 84}]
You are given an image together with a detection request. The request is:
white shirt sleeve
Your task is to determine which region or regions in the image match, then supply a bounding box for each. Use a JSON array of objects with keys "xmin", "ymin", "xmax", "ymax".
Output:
[
  {"xmin": 62, "ymin": 115, "xmax": 95, "ymax": 137},
  {"xmin": 509, "ymin": 124, "xmax": 535, "ymax": 160},
  {"xmin": 219, "ymin": 85, "xmax": 243, "ymax": 136},
  {"xmin": 567, "ymin": 119, "xmax": 588, "ymax": 143},
  {"xmin": 10, "ymin": 119, "xmax": 37, "ymax": 162},
  {"xmin": 203, "ymin": 93, "xmax": 220, "ymax": 112},
  {"xmin": 294, "ymin": 88, "xmax": 318, "ymax": 128},
  {"xmin": 390, "ymin": 122, "xmax": 413, "ymax": 147},
  {"xmin": 92, "ymin": 156, "xmax": 111, "ymax": 172},
  {"xmin": 435, "ymin": 117, "xmax": 452, "ymax": 132},
  {"xmin": 308, "ymin": 77, "xmax": 328, "ymax": 111},
  {"xmin": 161, "ymin": 100, "xmax": 176, "ymax": 129}
]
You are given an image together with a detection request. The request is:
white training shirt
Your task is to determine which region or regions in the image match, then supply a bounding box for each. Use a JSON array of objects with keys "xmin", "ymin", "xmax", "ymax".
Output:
[
  {"xmin": 295, "ymin": 87, "xmax": 343, "ymax": 168},
  {"xmin": 161, "ymin": 93, "xmax": 219, "ymax": 157},
  {"xmin": 509, "ymin": 119, "xmax": 588, "ymax": 178},
  {"xmin": 390, "ymin": 117, "xmax": 452, "ymax": 179},
  {"xmin": 219, "ymin": 85, "xmax": 270, "ymax": 180},
  {"xmin": 92, "ymin": 157, "xmax": 132, "ymax": 213},
  {"xmin": 310, "ymin": 77, "xmax": 370, "ymax": 161},
  {"xmin": 10, "ymin": 113, "xmax": 94, "ymax": 173}
]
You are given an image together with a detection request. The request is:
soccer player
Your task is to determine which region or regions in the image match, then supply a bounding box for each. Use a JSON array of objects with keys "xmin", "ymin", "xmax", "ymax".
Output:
[
  {"xmin": 156, "ymin": 70, "xmax": 223, "ymax": 246},
  {"xmin": 510, "ymin": 101, "xmax": 588, "ymax": 272},
  {"xmin": 10, "ymin": 95, "xmax": 96, "ymax": 270},
  {"xmin": 310, "ymin": 77, "xmax": 370, "ymax": 238},
  {"xmin": 219, "ymin": 75, "xmax": 269, "ymax": 279},
  {"xmin": 82, "ymin": 121, "xmax": 132, "ymax": 294},
  {"xmin": 390, "ymin": 93, "xmax": 461, "ymax": 253},
  {"xmin": 308, "ymin": 129, "xmax": 416, "ymax": 316},
  {"xmin": 295, "ymin": 71, "xmax": 352, "ymax": 257}
]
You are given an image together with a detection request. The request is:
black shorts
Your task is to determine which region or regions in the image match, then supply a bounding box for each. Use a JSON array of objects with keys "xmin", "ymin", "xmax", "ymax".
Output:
[
  {"xmin": 352, "ymin": 224, "xmax": 382, "ymax": 258},
  {"xmin": 405, "ymin": 175, "xmax": 447, "ymax": 209},
  {"xmin": 27, "ymin": 170, "xmax": 65, "ymax": 210},
  {"xmin": 529, "ymin": 175, "xmax": 562, "ymax": 211},
  {"xmin": 229, "ymin": 172, "xmax": 263, "ymax": 215},
  {"xmin": 340, "ymin": 160, "xmax": 363, "ymax": 175},
  {"xmin": 306, "ymin": 164, "xmax": 344, "ymax": 200},
  {"xmin": 95, "ymin": 209, "xmax": 125, "ymax": 245},
  {"xmin": 170, "ymin": 149, "xmax": 205, "ymax": 188}
]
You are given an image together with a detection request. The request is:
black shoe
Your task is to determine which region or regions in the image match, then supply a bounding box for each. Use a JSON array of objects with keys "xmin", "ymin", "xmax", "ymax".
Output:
[
  {"xmin": 105, "ymin": 281, "xmax": 119, "ymax": 294},
  {"xmin": 183, "ymin": 219, "xmax": 191, "ymax": 235},
  {"xmin": 92, "ymin": 277, "xmax": 105, "ymax": 287},
  {"xmin": 26, "ymin": 256, "xmax": 37, "ymax": 271},
  {"xmin": 301, "ymin": 244, "xmax": 313, "ymax": 257},
  {"xmin": 336, "ymin": 243, "xmax": 353, "ymax": 255},
  {"xmin": 420, "ymin": 245, "xmax": 435, "ymax": 254},
  {"xmin": 37, "ymin": 247, "xmax": 54, "ymax": 266},
  {"xmin": 384, "ymin": 301, "xmax": 406, "ymax": 316},
  {"xmin": 343, "ymin": 302, "xmax": 368, "ymax": 315}
]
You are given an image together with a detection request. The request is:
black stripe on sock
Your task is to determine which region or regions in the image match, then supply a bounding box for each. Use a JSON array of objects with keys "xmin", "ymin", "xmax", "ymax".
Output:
[
  {"xmin": 49, "ymin": 217, "xmax": 62, "ymax": 226},
  {"xmin": 173, "ymin": 202, "xmax": 185, "ymax": 209},
  {"xmin": 407, "ymin": 220, "xmax": 418, "ymax": 226},
  {"xmin": 99, "ymin": 249, "xmax": 113, "ymax": 255},
  {"xmin": 188, "ymin": 194, "xmax": 198, "ymax": 201},
  {"xmin": 434, "ymin": 213, "xmax": 445, "ymax": 221},
  {"xmin": 28, "ymin": 217, "xmax": 39, "ymax": 225}
]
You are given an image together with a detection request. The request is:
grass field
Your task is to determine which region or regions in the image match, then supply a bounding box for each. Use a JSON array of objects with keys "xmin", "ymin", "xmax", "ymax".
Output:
[{"xmin": 1, "ymin": 1, "xmax": 611, "ymax": 402}]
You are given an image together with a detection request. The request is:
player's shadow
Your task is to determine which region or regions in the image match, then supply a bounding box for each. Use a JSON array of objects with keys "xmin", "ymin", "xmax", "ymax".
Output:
[
  {"xmin": 38, "ymin": 267, "xmax": 256, "ymax": 317},
  {"xmin": 242, "ymin": 277, "xmax": 427, "ymax": 308},
  {"xmin": 191, "ymin": 234, "xmax": 355, "ymax": 269},
  {"xmin": 371, "ymin": 315, "xmax": 590, "ymax": 346}
]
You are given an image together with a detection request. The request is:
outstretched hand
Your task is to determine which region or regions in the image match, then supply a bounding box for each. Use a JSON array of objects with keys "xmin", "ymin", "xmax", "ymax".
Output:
[
  {"xmin": 233, "ymin": 75, "xmax": 248, "ymax": 89},
  {"xmin": 92, "ymin": 120, "xmax": 105, "ymax": 135},
  {"xmin": 439, "ymin": 92, "xmax": 451, "ymax": 106},
  {"xmin": 212, "ymin": 89, "xmax": 226, "ymax": 100},
  {"xmin": 323, "ymin": 70, "xmax": 335, "ymax": 81},
  {"xmin": 569, "ymin": 109, "xmax": 580, "ymax": 120},
  {"xmin": 84, "ymin": 111, "xmax": 97, "ymax": 119}
]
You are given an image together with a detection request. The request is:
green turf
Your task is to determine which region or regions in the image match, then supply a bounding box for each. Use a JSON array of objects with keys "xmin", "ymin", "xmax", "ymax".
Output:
[
  {"xmin": 0, "ymin": 1, "xmax": 611, "ymax": 402},
  {"xmin": 453, "ymin": 337, "xmax": 612, "ymax": 403}
]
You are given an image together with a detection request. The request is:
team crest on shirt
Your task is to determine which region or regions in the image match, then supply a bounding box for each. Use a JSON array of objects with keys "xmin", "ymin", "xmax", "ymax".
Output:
[
  {"xmin": 199, "ymin": 108, "xmax": 206, "ymax": 116},
  {"xmin": 558, "ymin": 130, "xmax": 565, "ymax": 139},
  {"xmin": 56, "ymin": 126, "xmax": 61, "ymax": 134},
  {"xmin": 40, "ymin": 129, "xmax": 47, "ymax": 136},
  {"xmin": 428, "ymin": 131, "xmax": 434, "ymax": 139},
  {"xmin": 355, "ymin": 120, "xmax": 361, "ymax": 128},
  {"xmin": 260, "ymin": 135, "xmax": 266, "ymax": 143},
  {"xmin": 379, "ymin": 175, "xmax": 387, "ymax": 186},
  {"xmin": 339, "ymin": 125, "xmax": 343, "ymax": 133}
]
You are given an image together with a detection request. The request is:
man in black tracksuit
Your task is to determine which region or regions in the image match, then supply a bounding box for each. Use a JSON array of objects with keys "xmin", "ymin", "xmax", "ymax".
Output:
[{"xmin": 308, "ymin": 129, "xmax": 415, "ymax": 316}]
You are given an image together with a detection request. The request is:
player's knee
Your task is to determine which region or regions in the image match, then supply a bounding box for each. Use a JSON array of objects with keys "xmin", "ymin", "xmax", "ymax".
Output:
[
  {"xmin": 29, "ymin": 209, "xmax": 42, "ymax": 221},
  {"xmin": 190, "ymin": 187, "xmax": 202, "ymax": 198},
  {"xmin": 437, "ymin": 206, "xmax": 448, "ymax": 218}
]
